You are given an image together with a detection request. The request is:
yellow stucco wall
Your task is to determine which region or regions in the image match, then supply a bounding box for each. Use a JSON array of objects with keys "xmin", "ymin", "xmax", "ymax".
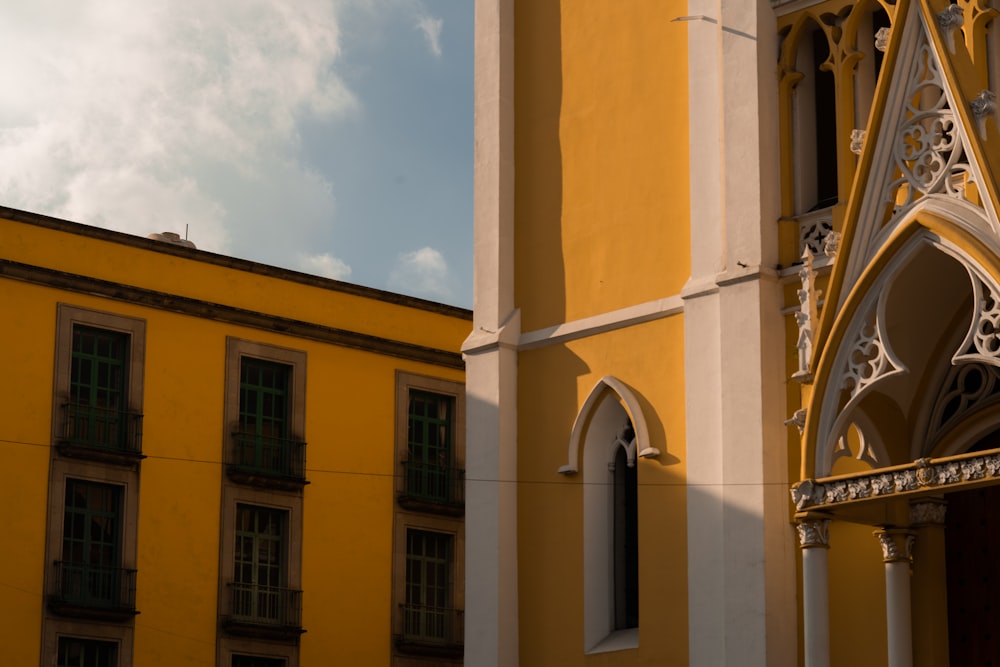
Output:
[
  {"xmin": 516, "ymin": 317, "xmax": 689, "ymax": 665},
  {"xmin": 0, "ymin": 213, "xmax": 468, "ymax": 664},
  {"xmin": 513, "ymin": 0, "xmax": 690, "ymax": 333}
]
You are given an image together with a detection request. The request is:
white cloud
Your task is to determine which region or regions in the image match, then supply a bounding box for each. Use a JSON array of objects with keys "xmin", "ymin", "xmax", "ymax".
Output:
[
  {"xmin": 0, "ymin": 0, "xmax": 356, "ymax": 258},
  {"xmin": 388, "ymin": 246, "xmax": 452, "ymax": 301},
  {"xmin": 415, "ymin": 15, "xmax": 443, "ymax": 57},
  {"xmin": 297, "ymin": 252, "xmax": 352, "ymax": 280}
]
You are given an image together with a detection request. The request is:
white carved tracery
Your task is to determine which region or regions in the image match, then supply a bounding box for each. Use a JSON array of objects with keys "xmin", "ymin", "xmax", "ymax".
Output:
[
  {"xmin": 841, "ymin": 309, "xmax": 904, "ymax": 401},
  {"xmin": 925, "ymin": 362, "xmax": 1000, "ymax": 448},
  {"xmin": 953, "ymin": 273, "xmax": 1000, "ymax": 366},
  {"xmin": 885, "ymin": 38, "xmax": 976, "ymax": 215},
  {"xmin": 798, "ymin": 210, "xmax": 835, "ymax": 256}
]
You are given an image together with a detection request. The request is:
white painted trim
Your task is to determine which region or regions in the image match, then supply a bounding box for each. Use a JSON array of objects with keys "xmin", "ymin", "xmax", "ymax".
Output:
[
  {"xmin": 519, "ymin": 296, "xmax": 683, "ymax": 350},
  {"xmin": 558, "ymin": 376, "xmax": 657, "ymax": 475}
]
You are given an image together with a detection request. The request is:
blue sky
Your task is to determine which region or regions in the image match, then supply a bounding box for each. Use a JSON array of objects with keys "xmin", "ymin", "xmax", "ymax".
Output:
[{"xmin": 0, "ymin": 1, "xmax": 474, "ymax": 307}]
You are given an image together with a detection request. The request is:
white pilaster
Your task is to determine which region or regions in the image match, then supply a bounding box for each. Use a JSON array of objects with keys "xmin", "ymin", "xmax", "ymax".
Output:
[
  {"xmin": 798, "ymin": 520, "xmax": 831, "ymax": 667},
  {"xmin": 683, "ymin": 0, "xmax": 792, "ymax": 661},
  {"xmin": 466, "ymin": 0, "xmax": 518, "ymax": 665}
]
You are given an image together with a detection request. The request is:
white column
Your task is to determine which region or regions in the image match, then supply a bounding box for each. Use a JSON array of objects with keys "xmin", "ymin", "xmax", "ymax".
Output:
[
  {"xmin": 876, "ymin": 529, "xmax": 915, "ymax": 667},
  {"xmin": 797, "ymin": 519, "xmax": 831, "ymax": 667}
]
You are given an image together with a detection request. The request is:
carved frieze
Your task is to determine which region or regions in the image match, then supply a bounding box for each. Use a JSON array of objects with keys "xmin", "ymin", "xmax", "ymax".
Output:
[{"xmin": 791, "ymin": 451, "xmax": 1000, "ymax": 510}]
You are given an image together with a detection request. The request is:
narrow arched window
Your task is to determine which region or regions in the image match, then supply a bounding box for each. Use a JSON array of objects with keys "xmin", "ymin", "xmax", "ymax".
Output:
[{"xmin": 612, "ymin": 423, "xmax": 639, "ymax": 630}]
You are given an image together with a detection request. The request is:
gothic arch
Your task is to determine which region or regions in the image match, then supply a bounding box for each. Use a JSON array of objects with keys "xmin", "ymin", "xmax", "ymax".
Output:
[
  {"xmin": 804, "ymin": 209, "xmax": 1000, "ymax": 478},
  {"xmin": 558, "ymin": 375, "xmax": 658, "ymax": 475}
]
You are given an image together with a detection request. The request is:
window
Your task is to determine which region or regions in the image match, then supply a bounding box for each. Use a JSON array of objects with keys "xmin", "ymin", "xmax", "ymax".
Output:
[
  {"xmin": 218, "ymin": 493, "xmax": 304, "ymax": 647},
  {"xmin": 55, "ymin": 480, "xmax": 133, "ymax": 611},
  {"xmin": 224, "ymin": 339, "xmax": 306, "ymax": 486},
  {"xmin": 53, "ymin": 305, "xmax": 145, "ymax": 461},
  {"xmin": 396, "ymin": 373, "xmax": 465, "ymax": 513},
  {"xmin": 57, "ymin": 637, "xmax": 117, "ymax": 667},
  {"xmin": 232, "ymin": 656, "xmax": 285, "ymax": 667},
  {"xmin": 406, "ymin": 390, "xmax": 459, "ymax": 505},
  {"xmin": 403, "ymin": 529, "xmax": 454, "ymax": 642},
  {"xmin": 392, "ymin": 372, "xmax": 465, "ymax": 659},
  {"xmin": 612, "ymin": 432, "xmax": 639, "ymax": 631},
  {"xmin": 231, "ymin": 505, "xmax": 291, "ymax": 626},
  {"xmin": 572, "ymin": 378, "xmax": 648, "ymax": 653}
]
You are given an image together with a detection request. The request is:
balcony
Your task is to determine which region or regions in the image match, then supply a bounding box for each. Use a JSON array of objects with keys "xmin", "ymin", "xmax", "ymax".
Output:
[
  {"xmin": 396, "ymin": 603, "xmax": 464, "ymax": 658},
  {"xmin": 222, "ymin": 583, "xmax": 305, "ymax": 641},
  {"xmin": 226, "ymin": 432, "xmax": 307, "ymax": 490},
  {"xmin": 398, "ymin": 461, "xmax": 464, "ymax": 516},
  {"xmin": 48, "ymin": 561, "xmax": 137, "ymax": 621},
  {"xmin": 57, "ymin": 403, "xmax": 143, "ymax": 465}
]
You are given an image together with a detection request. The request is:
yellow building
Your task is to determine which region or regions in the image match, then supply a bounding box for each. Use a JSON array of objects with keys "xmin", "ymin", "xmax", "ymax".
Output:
[
  {"xmin": 467, "ymin": 0, "xmax": 1000, "ymax": 665},
  {"xmin": 0, "ymin": 207, "xmax": 470, "ymax": 666}
]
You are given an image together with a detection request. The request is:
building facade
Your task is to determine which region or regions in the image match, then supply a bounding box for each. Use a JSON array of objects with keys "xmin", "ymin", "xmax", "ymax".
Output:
[
  {"xmin": 467, "ymin": 0, "xmax": 1000, "ymax": 665},
  {"xmin": 0, "ymin": 208, "xmax": 469, "ymax": 666}
]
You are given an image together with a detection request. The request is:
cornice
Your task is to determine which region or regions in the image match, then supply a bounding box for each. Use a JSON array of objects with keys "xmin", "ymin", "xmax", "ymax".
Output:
[{"xmin": 0, "ymin": 259, "xmax": 464, "ymax": 370}]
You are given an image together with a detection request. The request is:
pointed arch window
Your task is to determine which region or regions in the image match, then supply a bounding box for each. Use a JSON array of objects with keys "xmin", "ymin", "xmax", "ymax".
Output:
[{"xmin": 559, "ymin": 376, "xmax": 657, "ymax": 653}]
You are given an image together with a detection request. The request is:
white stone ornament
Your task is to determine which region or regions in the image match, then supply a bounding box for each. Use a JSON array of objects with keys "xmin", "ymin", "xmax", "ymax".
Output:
[
  {"xmin": 850, "ymin": 129, "xmax": 866, "ymax": 155},
  {"xmin": 875, "ymin": 27, "xmax": 890, "ymax": 53},
  {"xmin": 970, "ymin": 90, "xmax": 996, "ymax": 140},
  {"xmin": 796, "ymin": 520, "xmax": 830, "ymax": 548},
  {"xmin": 793, "ymin": 250, "xmax": 820, "ymax": 383},
  {"xmin": 791, "ymin": 452, "xmax": 1000, "ymax": 510},
  {"xmin": 936, "ymin": 4, "xmax": 964, "ymax": 52},
  {"xmin": 885, "ymin": 39, "xmax": 976, "ymax": 214},
  {"xmin": 910, "ymin": 501, "xmax": 946, "ymax": 525}
]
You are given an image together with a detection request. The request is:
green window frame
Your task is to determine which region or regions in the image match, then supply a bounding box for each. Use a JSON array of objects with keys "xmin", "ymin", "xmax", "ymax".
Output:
[
  {"xmin": 239, "ymin": 358, "xmax": 290, "ymax": 440},
  {"xmin": 233, "ymin": 504, "xmax": 286, "ymax": 622},
  {"xmin": 57, "ymin": 637, "xmax": 117, "ymax": 667},
  {"xmin": 404, "ymin": 529, "xmax": 452, "ymax": 641},
  {"xmin": 407, "ymin": 391, "xmax": 455, "ymax": 502},
  {"xmin": 61, "ymin": 480, "xmax": 123, "ymax": 607},
  {"xmin": 68, "ymin": 326, "xmax": 129, "ymax": 449}
]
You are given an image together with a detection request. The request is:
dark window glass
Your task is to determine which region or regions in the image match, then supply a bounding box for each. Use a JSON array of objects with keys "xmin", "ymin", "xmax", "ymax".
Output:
[
  {"xmin": 232, "ymin": 655, "xmax": 285, "ymax": 667},
  {"xmin": 57, "ymin": 637, "xmax": 117, "ymax": 667},
  {"xmin": 69, "ymin": 326, "xmax": 129, "ymax": 448},
  {"xmin": 613, "ymin": 441, "xmax": 639, "ymax": 630},
  {"xmin": 407, "ymin": 391, "xmax": 454, "ymax": 501},
  {"xmin": 239, "ymin": 359, "xmax": 290, "ymax": 440},
  {"xmin": 232, "ymin": 505, "xmax": 287, "ymax": 623},
  {"xmin": 404, "ymin": 529, "xmax": 452, "ymax": 641}
]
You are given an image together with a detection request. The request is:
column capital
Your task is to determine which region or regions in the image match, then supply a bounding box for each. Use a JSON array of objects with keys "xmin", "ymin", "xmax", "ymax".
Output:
[
  {"xmin": 875, "ymin": 529, "xmax": 916, "ymax": 563},
  {"xmin": 910, "ymin": 499, "xmax": 947, "ymax": 526},
  {"xmin": 797, "ymin": 518, "xmax": 831, "ymax": 549}
]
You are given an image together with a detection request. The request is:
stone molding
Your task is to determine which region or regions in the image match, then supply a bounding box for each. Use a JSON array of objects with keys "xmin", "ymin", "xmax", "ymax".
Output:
[{"xmin": 792, "ymin": 451, "xmax": 1000, "ymax": 511}]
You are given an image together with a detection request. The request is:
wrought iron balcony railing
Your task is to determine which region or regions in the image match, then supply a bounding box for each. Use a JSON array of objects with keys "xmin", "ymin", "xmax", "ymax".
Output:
[
  {"xmin": 398, "ymin": 603, "xmax": 464, "ymax": 647},
  {"xmin": 225, "ymin": 582, "xmax": 303, "ymax": 629},
  {"xmin": 50, "ymin": 561, "xmax": 137, "ymax": 614},
  {"xmin": 228, "ymin": 432, "xmax": 306, "ymax": 484},
  {"xmin": 60, "ymin": 403, "xmax": 142, "ymax": 455},
  {"xmin": 399, "ymin": 460, "xmax": 464, "ymax": 509}
]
